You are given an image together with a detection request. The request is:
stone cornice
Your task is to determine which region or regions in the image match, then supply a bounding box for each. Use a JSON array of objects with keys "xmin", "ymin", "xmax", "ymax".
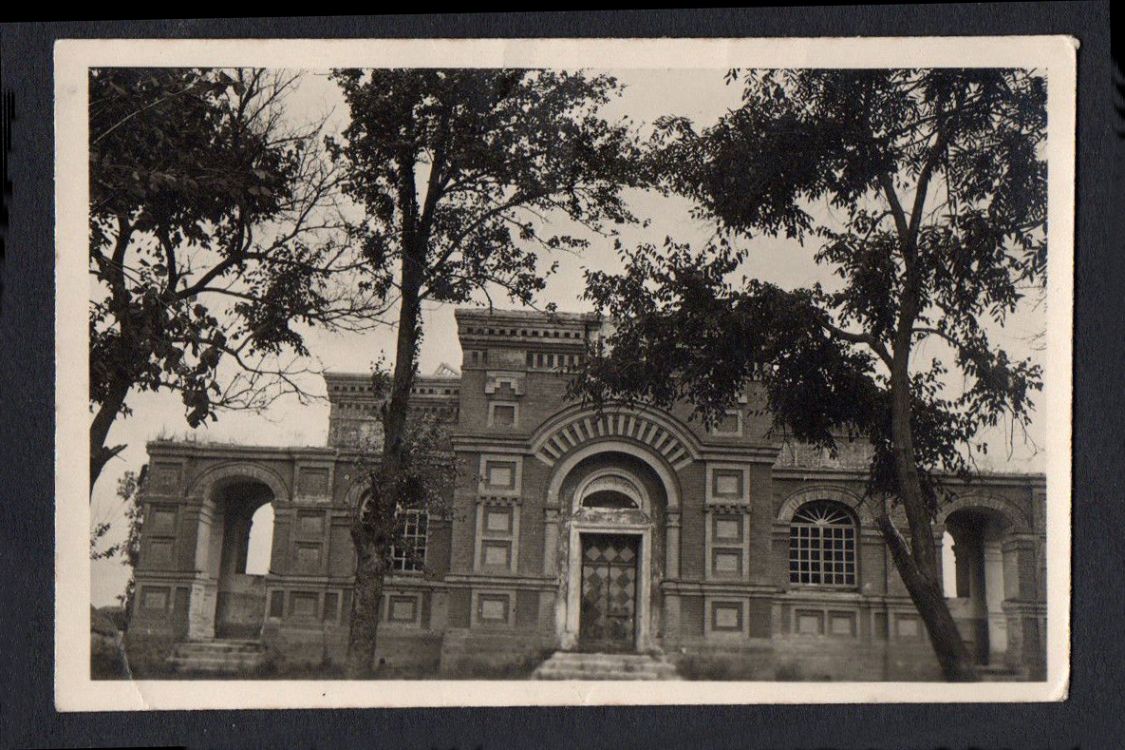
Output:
[
  {"xmin": 771, "ymin": 466, "xmax": 1046, "ymax": 486},
  {"xmin": 145, "ymin": 441, "xmax": 337, "ymax": 461},
  {"xmin": 449, "ymin": 433, "xmax": 532, "ymax": 452}
]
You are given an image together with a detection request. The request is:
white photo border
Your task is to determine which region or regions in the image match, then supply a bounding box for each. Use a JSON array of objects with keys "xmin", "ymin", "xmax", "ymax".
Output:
[{"xmin": 55, "ymin": 35, "xmax": 1075, "ymax": 711}]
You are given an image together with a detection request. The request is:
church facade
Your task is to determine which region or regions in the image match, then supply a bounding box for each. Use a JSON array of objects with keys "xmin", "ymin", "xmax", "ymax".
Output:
[{"xmin": 124, "ymin": 309, "xmax": 1047, "ymax": 680}]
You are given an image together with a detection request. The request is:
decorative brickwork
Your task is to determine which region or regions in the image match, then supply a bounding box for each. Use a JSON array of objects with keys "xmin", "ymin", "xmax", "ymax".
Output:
[{"xmin": 125, "ymin": 308, "xmax": 1046, "ymax": 681}]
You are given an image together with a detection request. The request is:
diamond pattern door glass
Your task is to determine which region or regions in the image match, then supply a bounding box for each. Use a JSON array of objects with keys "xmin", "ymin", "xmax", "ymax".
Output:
[{"xmin": 579, "ymin": 535, "xmax": 638, "ymax": 651}]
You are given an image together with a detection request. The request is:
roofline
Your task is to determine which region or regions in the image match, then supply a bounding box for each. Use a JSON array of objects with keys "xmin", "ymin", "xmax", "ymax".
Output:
[
  {"xmin": 453, "ymin": 307, "xmax": 599, "ymax": 324},
  {"xmin": 144, "ymin": 440, "xmax": 1045, "ymax": 487},
  {"xmin": 324, "ymin": 371, "xmax": 461, "ymax": 382},
  {"xmin": 145, "ymin": 440, "xmax": 338, "ymax": 459},
  {"xmin": 772, "ymin": 466, "xmax": 1046, "ymax": 486}
]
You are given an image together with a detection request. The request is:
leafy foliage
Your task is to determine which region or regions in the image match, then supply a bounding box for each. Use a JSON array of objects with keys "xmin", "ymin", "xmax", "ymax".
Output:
[
  {"xmin": 89, "ymin": 466, "xmax": 145, "ymax": 630},
  {"xmin": 329, "ymin": 68, "xmax": 642, "ymax": 312},
  {"xmin": 577, "ymin": 68, "xmax": 1046, "ymax": 511},
  {"xmin": 116, "ymin": 468, "xmax": 146, "ymax": 621},
  {"xmin": 349, "ymin": 367, "xmax": 458, "ymax": 577},
  {"xmin": 90, "ymin": 468, "xmax": 143, "ymax": 561},
  {"xmin": 571, "ymin": 69, "xmax": 1047, "ymax": 680},
  {"xmin": 88, "ymin": 68, "xmax": 380, "ymax": 490},
  {"xmin": 330, "ymin": 68, "xmax": 643, "ymax": 675}
]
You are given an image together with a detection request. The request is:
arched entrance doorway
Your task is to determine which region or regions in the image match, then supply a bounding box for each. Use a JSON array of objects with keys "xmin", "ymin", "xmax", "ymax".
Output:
[
  {"xmin": 573, "ymin": 471, "xmax": 649, "ymax": 652},
  {"xmin": 190, "ymin": 473, "xmax": 279, "ymax": 639},
  {"xmin": 550, "ymin": 448, "xmax": 674, "ymax": 653},
  {"xmin": 943, "ymin": 507, "xmax": 1011, "ymax": 665}
]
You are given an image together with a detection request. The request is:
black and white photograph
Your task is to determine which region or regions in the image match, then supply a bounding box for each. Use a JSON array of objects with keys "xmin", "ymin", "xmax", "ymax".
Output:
[{"xmin": 53, "ymin": 36, "xmax": 1074, "ymax": 710}]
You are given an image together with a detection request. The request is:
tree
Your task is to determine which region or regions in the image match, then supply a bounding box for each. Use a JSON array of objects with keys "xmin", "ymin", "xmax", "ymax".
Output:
[
  {"xmin": 89, "ymin": 466, "xmax": 143, "ymax": 562},
  {"xmin": 329, "ymin": 68, "xmax": 641, "ymax": 676},
  {"xmin": 89, "ymin": 68, "xmax": 380, "ymax": 493},
  {"xmin": 348, "ymin": 368, "xmax": 458, "ymax": 665},
  {"xmin": 115, "ymin": 467, "xmax": 147, "ymax": 626},
  {"xmin": 571, "ymin": 69, "xmax": 1046, "ymax": 681}
]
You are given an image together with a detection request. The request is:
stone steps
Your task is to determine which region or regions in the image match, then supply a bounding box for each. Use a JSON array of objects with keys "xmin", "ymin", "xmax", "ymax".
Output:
[
  {"xmin": 976, "ymin": 664, "xmax": 1030, "ymax": 682},
  {"xmin": 173, "ymin": 638, "xmax": 262, "ymax": 652},
  {"xmin": 167, "ymin": 639, "xmax": 267, "ymax": 675},
  {"xmin": 532, "ymin": 651, "xmax": 681, "ymax": 681}
]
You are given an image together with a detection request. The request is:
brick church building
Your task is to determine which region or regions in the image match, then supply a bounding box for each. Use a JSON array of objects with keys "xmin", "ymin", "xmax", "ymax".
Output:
[{"xmin": 124, "ymin": 309, "xmax": 1047, "ymax": 680}]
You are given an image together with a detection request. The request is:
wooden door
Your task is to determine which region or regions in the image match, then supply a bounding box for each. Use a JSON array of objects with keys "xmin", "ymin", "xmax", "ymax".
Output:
[{"xmin": 578, "ymin": 534, "xmax": 639, "ymax": 652}]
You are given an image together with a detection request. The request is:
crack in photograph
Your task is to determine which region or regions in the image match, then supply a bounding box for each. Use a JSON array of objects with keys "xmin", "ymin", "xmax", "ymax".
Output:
[{"xmin": 57, "ymin": 37, "xmax": 1074, "ymax": 709}]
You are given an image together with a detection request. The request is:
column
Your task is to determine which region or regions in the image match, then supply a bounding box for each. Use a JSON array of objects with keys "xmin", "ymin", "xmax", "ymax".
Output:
[
  {"xmin": 1002, "ymin": 534, "xmax": 1045, "ymax": 675},
  {"xmin": 665, "ymin": 510, "xmax": 681, "ymax": 579},
  {"xmin": 543, "ymin": 507, "xmax": 560, "ymax": 575},
  {"xmin": 983, "ymin": 540, "xmax": 1008, "ymax": 660},
  {"xmin": 663, "ymin": 510, "xmax": 682, "ymax": 647}
]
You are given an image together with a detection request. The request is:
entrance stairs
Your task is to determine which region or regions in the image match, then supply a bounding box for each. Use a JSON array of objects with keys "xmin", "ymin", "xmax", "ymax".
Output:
[
  {"xmin": 167, "ymin": 639, "xmax": 267, "ymax": 675},
  {"xmin": 532, "ymin": 651, "xmax": 681, "ymax": 680},
  {"xmin": 976, "ymin": 664, "xmax": 1031, "ymax": 681}
]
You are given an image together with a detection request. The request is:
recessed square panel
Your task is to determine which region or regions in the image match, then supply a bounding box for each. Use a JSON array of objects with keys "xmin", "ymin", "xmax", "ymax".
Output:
[
  {"xmin": 490, "ymin": 403, "xmax": 516, "ymax": 427},
  {"xmin": 714, "ymin": 516, "xmax": 742, "ymax": 541},
  {"xmin": 830, "ymin": 612, "xmax": 857, "ymax": 636},
  {"xmin": 290, "ymin": 592, "xmax": 318, "ymax": 618},
  {"xmin": 713, "ymin": 470, "xmax": 743, "ymax": 498},
  {"xmin": 148, "ymin": 507, "xmax": 177, "ymax": 534},
  {"xmin": 296, "ymin": 543, "xmax": 320, "ymax": 570},
  {"xmin": 148, "ymin": 463, "xmax": 181, "ymax": 493},
  {"xmin": 146, "ymin": 539, "xmax": 173, "ymax": 565},
  {"xmin": 482, "ymin": 540, "xmax": 511, "ymax": 568},
  {"xmin": 479, "ymin": 595, "xmax": 509, "ymax": 622},
  {"xmin": 141, "ymin": 587, "xmax": 168, "ymax": 611},
  {"xmin": 796, "ymin": 610, "xmax": 824, "ymax": 635},
  {"xmin": 486, "ymin": 462, "xmax": 515, "ymax": 489},
  {"xmin": 388, "ymin": 596, "xmax": 417, "ymax": 623},
  {"xmin": 298, "ymin": 511, "xmax": 324, "ymax": 536},
  {"xmin": 712, "ymin": 602, "xmax": 743, "ymax": 632},
  {"xmin": 485, "ymin": 507, "xmax": 512, "ymax": 533},
  {"xmin": 897, "ymin": 615, "xmax": 920, "ymax": 638},
  {"xmin": 713, "ymin": 411, "xmax": 741, "ymax": 435},
  {"xmin": 713, "ymin": 549, "xmax": 742, "ymax": 575},
  {"xmin": 298, "ymin": 467, "xmax": 329, "ymax": 496}
]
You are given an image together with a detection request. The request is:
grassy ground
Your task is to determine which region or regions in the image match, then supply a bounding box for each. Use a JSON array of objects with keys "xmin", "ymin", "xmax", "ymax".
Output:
[{"xmin": 98, "ymin": 656, "xmax": 546, "ymax": 681}]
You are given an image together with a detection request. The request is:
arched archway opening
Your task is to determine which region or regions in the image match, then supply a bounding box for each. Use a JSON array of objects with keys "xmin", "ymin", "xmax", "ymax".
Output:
[
  {"xmin": 941, "ymin": 530, "xmax": 957, "ymax": 597},
  {"xmin": 943, "ymin": 507, "xmax": 1011, "ymax": 665},
  {"xmin": 204, "ymin": 479, "xmax": 276, "ymax": 639},
  {"xmin": 552, "ymin": 448, "xmax": 671, "ymax": 653},
  {"xmin": 245, "ymin": 503, "xmax": 275, "ymax": 576}
]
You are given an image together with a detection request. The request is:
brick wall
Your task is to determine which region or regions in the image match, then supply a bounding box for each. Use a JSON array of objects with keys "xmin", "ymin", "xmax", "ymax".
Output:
[{"xmin": 122, "ymin": 310, "xmax": 1047, "ymax": 681}]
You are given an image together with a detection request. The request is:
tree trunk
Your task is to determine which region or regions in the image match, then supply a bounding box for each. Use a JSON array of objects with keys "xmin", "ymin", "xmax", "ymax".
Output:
[
  {"xmin": 89, "ymin": 215, "xmax": 137, "ymax": 495},
  {"xmin": 887, "ymin": 313, "xmax": 978, "ymax": 680},
  {"xmin": 345, "ymin": 154, "xmax": 426, "ymax": 677},
  {"xmin": 345, "ymin": 532, "xmax": 388, "ymax": 678},
  {"xmin": 876, "ymin": 514, "xmax": 978, "ymax": 681},
  {"xmin": 89, "ymin": 378, "xmax": 131, "ymax": 495},
  {"xmin": 344, "ymin": 291, "xmax": 421, "ymax": 675}
]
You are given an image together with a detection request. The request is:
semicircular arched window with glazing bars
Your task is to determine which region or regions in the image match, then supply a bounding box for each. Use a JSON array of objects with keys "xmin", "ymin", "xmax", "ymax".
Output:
[{"xmin": 788, "ymin": 500, "xmax": 856, "ymax": 587}]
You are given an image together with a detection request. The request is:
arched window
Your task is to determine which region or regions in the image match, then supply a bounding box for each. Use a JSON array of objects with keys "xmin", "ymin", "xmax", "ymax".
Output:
[
  {"xmin": 582, "ymin": 490, "xmax": 638, "ymax": 509},
  {"xmin": 788, "ymin": 500, "xmax": 857, "ymax": 587},
  {"xmin": 390, "ymin": 508, "xmax": 429, "ymax": 573},
  {"xmin": 356, "ymin": 491, "xmax": 430, "ymax": 574},
  {"xmin": 576, "ymin": 472, "xmax": 645, "ymax": 512}
]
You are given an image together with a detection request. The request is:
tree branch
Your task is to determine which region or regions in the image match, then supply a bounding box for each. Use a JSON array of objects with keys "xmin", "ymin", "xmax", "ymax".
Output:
[
  {"xmin": 877, "ymin": 173, "xmax": 910, "ymax": 242},
  {"xmin": 820, "ymin": 318, "xmax": 892, "ymax": 367}
]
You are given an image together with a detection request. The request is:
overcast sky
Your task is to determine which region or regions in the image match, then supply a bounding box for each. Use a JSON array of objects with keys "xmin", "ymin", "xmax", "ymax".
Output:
[{"xmin": 90, "ymin": 68, "xmax": 1048, "ymax": 606}]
